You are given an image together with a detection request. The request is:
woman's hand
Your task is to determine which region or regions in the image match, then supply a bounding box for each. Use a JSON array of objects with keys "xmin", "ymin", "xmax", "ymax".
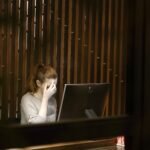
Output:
[{"xmin": 43, "ymin": 81, "xmax": 57, "ymax": 101}]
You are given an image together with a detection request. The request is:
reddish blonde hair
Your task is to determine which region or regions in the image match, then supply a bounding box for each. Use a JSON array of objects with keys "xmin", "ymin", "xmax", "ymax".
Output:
[{"xmin": 26, "ymin": 64, "xmax": 57, "ymax": 93}]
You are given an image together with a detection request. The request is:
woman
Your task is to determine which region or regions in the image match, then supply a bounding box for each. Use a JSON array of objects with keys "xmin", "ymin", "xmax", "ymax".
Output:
[{"xmin": 20, "ymin": 64, "xmax": 57, "ymax": 124}]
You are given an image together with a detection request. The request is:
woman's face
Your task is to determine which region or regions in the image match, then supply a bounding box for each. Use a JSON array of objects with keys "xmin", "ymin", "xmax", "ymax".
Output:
[
  {"xmin": 44, "ymin": 78, "xmax": 57, "ymax": 89},
  {"xmin": 37, "ymin": 78, "xmax": 57, "ymax": 92}
]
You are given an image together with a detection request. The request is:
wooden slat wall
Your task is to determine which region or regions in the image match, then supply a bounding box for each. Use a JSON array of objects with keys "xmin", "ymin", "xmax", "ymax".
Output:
[
  {"xmin": 0, "ymin": 0, "xmax": 127, "ymax": 120},
  {"xmin": 1, "ymin": 0, "xmax": 9, "ymax": 119},
  {"xmin": 0, "ymin": 0, "xmax": 2, "ymax": 118}
]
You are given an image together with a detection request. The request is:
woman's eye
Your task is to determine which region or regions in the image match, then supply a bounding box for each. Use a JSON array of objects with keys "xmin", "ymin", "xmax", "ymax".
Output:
[{"xmin": 47, "ymin": 85, "xmax": 50, "ymax": 89}]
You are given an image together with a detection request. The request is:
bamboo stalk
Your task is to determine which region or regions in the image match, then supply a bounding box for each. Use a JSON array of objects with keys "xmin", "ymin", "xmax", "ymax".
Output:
[
  {"xmin": 74, "ymin": 0, "xmax": 79, "ymax": 83},
  {"xmin": 67, "ymin": 0, "xmax": 72, "ymax": 83}
]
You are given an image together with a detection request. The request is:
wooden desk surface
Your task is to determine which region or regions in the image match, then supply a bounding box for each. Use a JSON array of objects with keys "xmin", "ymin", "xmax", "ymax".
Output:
[{"xmin": 24, "ymin": 138, "xmax": 116, "ymax": 150}]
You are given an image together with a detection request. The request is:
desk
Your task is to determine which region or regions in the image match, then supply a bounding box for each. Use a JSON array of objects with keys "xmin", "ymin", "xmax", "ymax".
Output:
[{"xmin": 24, "ymin": 138, "xmax": 116, "ymax": 150}]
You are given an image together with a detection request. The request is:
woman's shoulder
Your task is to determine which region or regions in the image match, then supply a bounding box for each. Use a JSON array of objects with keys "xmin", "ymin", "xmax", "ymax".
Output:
[
  {"xmin": 22, "ymin": 92, "xmax": 33, "ymax": 98},
  {"xmin": 21, "ymin": 92, "xmax": 34, "ymax": 103}
]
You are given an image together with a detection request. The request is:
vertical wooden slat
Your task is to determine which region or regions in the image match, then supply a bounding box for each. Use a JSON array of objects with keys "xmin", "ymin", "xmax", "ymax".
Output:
[
  {"xmin": 74, "ymin": 0, "xmax": 79, "ymax": 83},
  {"xmin": 0, "ymin": 0, "xmax": 3, "ymax": 119},
  {"xmin": 118, "ymin": 0, "xmax": 124, "ymax": 115},
  {"xmin": 80, "ymin": 0, "xmax": 86, "ymax": 83},
  {"xmin": 22, "ymin": 0, "xmax": 27, "ymax": 93},
  {"xmin": 26, "ymin": 0, "xmax": 30, "ymax": 77},
  {"xmin": 28, "ymin": 0, "xmax": 35, "ymax": 73},
  {"xmin": 15, "ymin": 0, "xmax": 19, "ymax": 117},
  {"xmin": 59, "ymin": 0, "xmax": 65, "ymax": 100},
  {"xmin": 26, "ymin": 0, "xmax": 30, "ymax": 74},
  {"xmin": 112, "ymin": 0, "xmax": 119, "ymax": 116},
  {"xmin": 9, "ymin": 0, "xmax": 17, "ymax": 118},
  {"xmin": 26, "ymin": 0, "xmax": 29, "ymax": 67},
  {"xmin": 0, "ymin": 8, "xmax": 1, "ymax": 121},
  {"xmin": 17, "ymin": 0, "xmax": 21, "ymax": 106},
  {"xmin": 87, "ymin": 1, "xmax": 92, "ymax": 83},
  {"xmin": 107, "ymin": 0, "xmax": 112, "ymax": 83},
  {"xmin": 116, "ymin": 1, "xmax": 121, "ymax": 116},
  {"xmin": 1, "ymin": 0, "xmax": 9, "ymax": 120},
  {"xmin": 41, "ymin": 0, "xmax": 45, "ymax": 63},
  {"xmin": 4, "ymin": 0, "xmax": 9, "ymax": 119},
  {"xmin": 1, "ymin": 0, "xmax": 5, "ymax": 119},
  {"xmin": 103, "ymin": 0, "xmax": 113, "ymax": 117},
  {"xmin": 100, "ymin": 0, "xmax": 106, "ymax": 82},
  {"xmin": 35, "ymin": 0, "xmax": 42, "ymax": 63},
  {"xmin": 33, "ymin": 0, "xmax": 37, "ymax": 65},
  {"xmin": 38, "ymin": 0, "xmax": 42, "ymax": 63},
  {"xmin": 45, "ymin": 0, "xmax": 51, "ymax": 65},
  {"xmin": 122, "ymin": 0, "xmax": 128, "ymax": 114},
  {"xmin": 67, "ymin": 0, "xmax": 72, "ymax": 83},
  {"xmin": 49, "ymin": 0, "xmax": 54, "ymax": 66},
  {"xmin": 7, "ymin": 0, "xmax": 12, "ymax": 119},
  {"xmin": 17, "ymin": 0, "xmax": 22, "ymax": 117},
  {"xmin": 17, "ymin": 0, "xmax": 26, "ymax": 113},
  {"xmin": 34, "ymin": 0, "xmax": 38, "ymax": 63},
  {"xmin": 94, "ymin": 0, "xmax": 99, "ymax": 82},
  {"xmin": 53, "ymin": 0, "xmax": 58, "ymax": 69},
  {"xmin": 56, "ymin": 2, "xmax": 61, "ymax": 102}
]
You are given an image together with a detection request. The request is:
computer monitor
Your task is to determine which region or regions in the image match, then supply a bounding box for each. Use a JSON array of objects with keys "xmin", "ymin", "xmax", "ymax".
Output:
[{"xmin": 57, "ymin": 83, "xmax": 110, "ymax": 122}]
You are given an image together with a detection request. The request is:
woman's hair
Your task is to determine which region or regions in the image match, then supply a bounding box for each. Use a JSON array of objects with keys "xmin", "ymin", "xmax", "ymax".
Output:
[{"xmin": 26, "ymin": 64, "xmax": 57, "ymax": 93}]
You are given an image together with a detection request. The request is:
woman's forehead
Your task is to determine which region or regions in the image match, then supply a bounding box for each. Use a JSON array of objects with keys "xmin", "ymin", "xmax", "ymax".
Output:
[{"xmin": 45, "ymin": 78, "xmax": 57, "ymax": 83}]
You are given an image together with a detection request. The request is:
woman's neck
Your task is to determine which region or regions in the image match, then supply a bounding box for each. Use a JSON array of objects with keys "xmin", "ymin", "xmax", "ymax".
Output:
[{"xmin": 33, "ymin": 89, "xmax": 43, "ymax": 100}]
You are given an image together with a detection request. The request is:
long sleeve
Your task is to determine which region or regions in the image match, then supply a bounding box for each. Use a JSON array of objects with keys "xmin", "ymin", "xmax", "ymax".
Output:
[
  {"xmin": 20, "ymin": 93, "xmax": 57, "ymax": 124},
  {"xmin": 21, "ymin": 95, "xmax": 46, "ymax": 124}
]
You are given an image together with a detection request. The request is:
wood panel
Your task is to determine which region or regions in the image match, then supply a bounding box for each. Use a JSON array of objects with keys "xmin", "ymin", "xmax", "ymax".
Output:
[
  {"xmin": 0, "ymin": 0, "xmax": 128, "ymax": 120},
  {"xmin": 1, "ymin": 0, "xmax": 9, "ymax": 120},
  {"xmin": 87, "ymin": 0, "xmax": 92, "ymax": 83},
  {"xmin": 53, "ymin": 0, "xmax": 58, "ymax": 69},
  {"xmin": 27, "ymin": 0, "xmax": 34, "ymax": 74},
  {"xmin": 118, "ymin": 0, "xmax": 125, "ymax": 115},
  {"xmin": 9, "ymin": 0, "xmax": 18, "ymax": 118},
  {"xmin": 112, "ymin": 0, "xmax": 119, "ymax": 116},
  {"xmin": 59, "ymin": 0, "xmax": 65, "ymax": 102},
  {"xmin": 0, "ymin": 0, "xmax": 2, "ymax": 118},
  {"xmin": 74, "ymin": 0, "xmax": 79, "ymax": 83},
  {"xmin": 67, "ymin": 0, "xmax": 72, "ymax": 83}
]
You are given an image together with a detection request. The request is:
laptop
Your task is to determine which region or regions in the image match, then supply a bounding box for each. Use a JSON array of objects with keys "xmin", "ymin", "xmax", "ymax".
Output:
[{"xmin": 57, "ymin": 83, "xmax": 110, "ymax": 122}]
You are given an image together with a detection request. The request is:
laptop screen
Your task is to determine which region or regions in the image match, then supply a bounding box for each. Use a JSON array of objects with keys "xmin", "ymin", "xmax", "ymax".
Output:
[{"xmin": 57, "ymin": 83, "xmax": 110, "ymax": 122}]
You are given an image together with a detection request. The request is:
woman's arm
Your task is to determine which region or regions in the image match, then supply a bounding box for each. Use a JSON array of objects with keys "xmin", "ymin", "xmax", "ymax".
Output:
[
  {"xmin": 21, "ymin": 82, "xmax": 56, "ymax": 124},
  {"xmin": 21, "ymin": 96, "xmax": 47, "ymax": 124},
  {"xmin": 39, "ymin": 82, "xmax": 56, "ymax": 118}
]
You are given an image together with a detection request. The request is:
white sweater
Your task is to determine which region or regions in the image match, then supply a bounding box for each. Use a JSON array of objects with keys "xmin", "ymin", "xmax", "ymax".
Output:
[{"xmin": 20, "ymin": 92, "xmax": 57, "ymax": 124}]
